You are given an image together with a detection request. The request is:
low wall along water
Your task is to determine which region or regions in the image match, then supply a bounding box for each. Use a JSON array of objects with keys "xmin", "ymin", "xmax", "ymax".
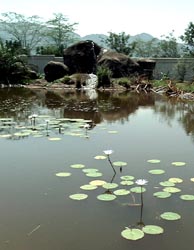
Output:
[{"xmin": 27, "ymin": 56, "xmax": 194, "ymax": 81}]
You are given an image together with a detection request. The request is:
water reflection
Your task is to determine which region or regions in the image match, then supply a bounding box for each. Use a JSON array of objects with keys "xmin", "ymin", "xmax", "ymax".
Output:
[{"xmin": 1, "ymin": 88, "xmax": 194, "ymax": 140}]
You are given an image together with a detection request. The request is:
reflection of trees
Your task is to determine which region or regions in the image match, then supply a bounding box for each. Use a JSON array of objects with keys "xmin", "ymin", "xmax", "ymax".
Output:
[
  {"xmin": 0, "ymin": 88, "xmax": 38, "ymax": 122},
  {"xmin": 153, "ymin": 96, "xmax": 194, "ymax": 140},
  {"xmin": 2, "ymin": 88, "xmax": 194, "ymax": 139}
]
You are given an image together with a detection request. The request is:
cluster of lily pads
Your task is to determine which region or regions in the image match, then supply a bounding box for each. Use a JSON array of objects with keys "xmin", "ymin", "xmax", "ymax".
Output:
[
  {"xmin": 0, "ymin": 115, "xmax": 120, "ymax": 140},
  {"xmin": 55, "ymin": 153, "xmax": 194, "ymax": 241},
  {"xmin": 0, "ymin": 115, "xmax": 94, "ymax": 140}
]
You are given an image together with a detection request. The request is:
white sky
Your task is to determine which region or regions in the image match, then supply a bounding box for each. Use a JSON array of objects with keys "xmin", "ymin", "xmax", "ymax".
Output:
[{"xmin": 1, "ymin": 0, "xmax": 194, "ymax": 39}]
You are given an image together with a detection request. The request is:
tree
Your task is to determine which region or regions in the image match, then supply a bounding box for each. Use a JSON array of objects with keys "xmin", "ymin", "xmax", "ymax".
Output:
[
  {"xmin": 158, "ymin": 31, "xmax": 180, "ymax": 58},
  {"xmin": 45, "ymin": 13, "xmax": 78, "ymax": 55},
  {"xmin": 133, "ymin": 38, "xmax": 160, "ymax": 57},
  {"xmin": 180, "ymin": 22, "xmax": 194, "ymax": 57},
  {"xmin": 0, "ymin": 12, "xmax": 45, "ymax": 54},
  {"xmin": 104, "ymin": 32, "xmax": 136, "ymax": 56}
]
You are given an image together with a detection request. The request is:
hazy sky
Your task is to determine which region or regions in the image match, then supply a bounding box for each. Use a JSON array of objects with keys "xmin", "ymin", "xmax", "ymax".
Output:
[{"xmin": 1, "ymin": 0, "xmax": 194, "ymax": 39}]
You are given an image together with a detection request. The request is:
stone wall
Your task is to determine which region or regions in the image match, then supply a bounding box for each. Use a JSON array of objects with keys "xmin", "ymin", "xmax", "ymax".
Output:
[{"xmin": 27, "ymin": 55, "xmax": 194, "ymax": 81}]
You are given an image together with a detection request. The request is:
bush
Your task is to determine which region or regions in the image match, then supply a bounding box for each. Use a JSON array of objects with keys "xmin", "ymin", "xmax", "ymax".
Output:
[{"xmin": 96, "ymin": 66, "xmax": 112, "ymax": 88}]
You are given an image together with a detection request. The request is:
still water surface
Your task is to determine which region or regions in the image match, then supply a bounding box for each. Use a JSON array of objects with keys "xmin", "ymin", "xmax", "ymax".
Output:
[{"xmin": 0, "ymin": 88, "xmax": 194, "ymax": 250}]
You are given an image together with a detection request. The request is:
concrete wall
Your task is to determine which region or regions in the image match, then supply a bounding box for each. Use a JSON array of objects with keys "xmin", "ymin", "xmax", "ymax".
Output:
[{"xmin": 27, "ymin": 55, "xmax": 194, "ymax": 81}]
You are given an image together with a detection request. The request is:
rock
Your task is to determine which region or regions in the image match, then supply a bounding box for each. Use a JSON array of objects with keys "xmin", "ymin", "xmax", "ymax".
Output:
[
  {"xmin": 63, "ymin": 40, "xmax": 102, "ymax": 74},
  {"xmin": 44, "ymin": 61, "xmax": 69, "ymax": 82},
  {"xmin": 136, "ymin": 59, "xmax": 156, "ymax": 79},
  {"xmin": 97, "ymin": 51, "xmax": 140, "ymax": 78}
]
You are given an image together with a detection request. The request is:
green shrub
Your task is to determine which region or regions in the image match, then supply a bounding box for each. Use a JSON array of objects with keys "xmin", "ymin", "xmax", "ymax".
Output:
[{"xmin": 96, "ymin": 66, "xmax": 112, "ymax": 88}]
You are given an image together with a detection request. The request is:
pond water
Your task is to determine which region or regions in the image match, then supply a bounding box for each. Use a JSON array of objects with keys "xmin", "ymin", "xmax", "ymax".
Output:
[{"xmin": 0, "ymin": 88, "xmax": 194, "ymax": 250}]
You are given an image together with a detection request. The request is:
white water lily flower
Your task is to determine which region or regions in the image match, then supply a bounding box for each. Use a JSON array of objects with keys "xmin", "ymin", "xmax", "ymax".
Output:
[
  {"xmin": 135, "ymin": 179, "xmax": 148, "ymax": 186},
  {"xmin": 103, "ymin": 150, "xmax": 114, "ymax": 155},
  {"xmin": 84, "ymin": 124, "xmax": 90, "ymax": 129},
  {"xmin": 32, "ymin": 114, "xmax": 38, "ymax": 118}
]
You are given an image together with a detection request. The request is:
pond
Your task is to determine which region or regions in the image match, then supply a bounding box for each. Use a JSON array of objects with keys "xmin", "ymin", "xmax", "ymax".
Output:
[{"xmin": 0, "ymin": 87, "xmax": 194, "ymax": 249}]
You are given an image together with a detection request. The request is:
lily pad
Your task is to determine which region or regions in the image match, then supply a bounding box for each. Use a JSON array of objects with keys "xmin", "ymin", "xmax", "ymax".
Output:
[
  {"xmin": 148, "ymin": 169, "xmax": 165, "ymax": 175},
  {"xmin": 70, "ymin": 164, "xmax": 85, "ymax": 169},
  {"xmin": 142, "ymin": 225, "xmax": 164, "ymax": 235},
  {"xmin": 159, "ymin": 181, "xmax": 175, "ymax": 187},
  {"xmin": 94, "ymin": 155, "xmax": 107, "ymax": 160},
  {"xmin": 82, "ymin": 168, "xmax": 99, "ymax": 173},
  {"xmin": 171, "ymin": 162, "xmax": 186, "ymax": 167},
  {"xmin": 97, "ymin": 193, "xmax": 116, "ymax": 201},
  {"xmin": 163, "ymin": 187, "xmax": 181, "ymax": 193},
  {"xmin": 86, "ymin": 172, "xmax": 103, "ymax": 177},
  {"xmin": 153, "ymin": 191, "xmax": 171, "ymax": 198},
  {"xmin": 55, "ymin": 172, "xmax": 71, "ymax": 177},
  {"xmin": 102, "ymin": 183, "xmax": 118, "ymax": 189},
  {"xmin": 120, "ymin": 180, "xmax": 134, "ymax": 186},
  {"xmin": 69, "ymin": 193, "xmax": 88, "ymax": 200},
  {"xmin": 180, "ymin": 194, "xmax": 194, "ymax": 201},
  {"xmin": 48, "ymin": 137, "xmax": 62, "ymax": 141},
  {"xmin": 160, "ymin": 212, "xmax": 181, "ymax": 220},
  {"xmin": 113, "ymin": 161, "xmax": 127, "ymax": 167},
  {"xmin": 190, "ymin": 178, "xmax": 194, "ymax": 182},
  {"xmin": 108, "ymin": 130, "xmax": 118, "ymax": 134},
  {"xmin": 121, "ymin": 228, "xmax": 144, "ymax": 241},
  {"xmin": 80, "ymin": 184, "xmax": 98, "ymax": 190},
  {"xmin": 113, "ymin": 189, "xmax": 130, "ymax": 195},
  {"xmin": 120, "ymin": 175, "xmax": 135, "ymax": 180},
  {"xmin": 130, "ymin": 187, "xmax": 146, "ymax": 193},
  {"xmin": 147, "ymin": 159, "xmax": 161, "ymax": 163},
  {"xmin": 168, "ymin": 177, "xmax": 183, "ymax": 183},
  {"xmin": 89, "ymin": 180, "xmax": 107, "ymax": 186}
]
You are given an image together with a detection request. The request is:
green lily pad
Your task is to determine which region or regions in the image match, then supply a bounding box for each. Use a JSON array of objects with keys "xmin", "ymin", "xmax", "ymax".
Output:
[
  {"xmin": 153, "ymin": 191, "xmax": 171, "ymax": 198},
  {"xmin": 89, "ymin": 180, "xmax": 107, "ymax": 186},
  {"xmin": 147, "ymin": 159, "xmax": 161, "ymax": 163},
  {"xmin": 82, "ymin": 168, "xmax": 99, "ymax": 173},
  {"xmin": 171, "ymin": 162, "xmax": 186, "ymax": 167},
  {"xmin": 121, "ymin": 228, "xmax": 144, "ymax": 241},
  {"xmin": 113, "ymin": 161, "xmax": 127, "ymax": 167},
  {"xmin": 159, "ymin": 181, "xmax": 175, "ymax": 187},
  {"xmin": 160, "ymin": 212, "xmax": 181, "ymax": 220},
  {"xmin": 190, "ymin": 178, "xmax": 194, "ymax": 182},
  {"xmin": 113, "ymin": 189, "xmax": 130, "ymax": 195},
  {"xmin": 69, "ymin": 193, "xmax": 88, "ymax": 200},
  {"xmin": 108, "ymin": 130, "xmax": 118, "ymax": 134},
  {"xmin": 80, "ymin": 184, "xmax": 98, "ymax": 190},
  {"xmin": 180, "ymin": 194, "xmax": 194, "ymax": 201},
  {"xmin": 142, "ymin": 225, "xmax": 164, "ymax": 235},
  {"xmin": 55, "ymin": 172, "xmax": 71, "ymax": 177},
  {"xmin": 86, "ymin": 172, "xmax": 103, "ymax": 177},
  {"xmin": 130, "ymin": 187, "xmax": 146, "ymax": 193},
  {"xmin": 97, "ymin": 194, "xmax": 116, "ymax": 201},
  {"xmin": 102, "ymin": 183, "xmax": 118, "ymax": 189},
  {"xmin": 120, "ymin": 180, "xmax": 134, "ymax": 186},
  {"xmin": 94, "ymin": 155, "xmax": 107, "ymax": 160},
  {"xmin": 70, "ymin": 164, "xmax": 85, "ymax": 169},
  {"xmin": 48, "ymin": 137, "xmax": 62, "ymax": 141},
  {"xmin": 120, "ymin": 175, "xmax": 135, "ymax": 180},
  {"xmin": 149, "ymin": 169, "xmax": 165, "ymax": 175},
  {"xmin": 168, "ymin": 177, "xmax": 183, "ymax": 183},
  {"xmin": 163, "ymin": 187, "xmax": 181, "ymax": 193}
]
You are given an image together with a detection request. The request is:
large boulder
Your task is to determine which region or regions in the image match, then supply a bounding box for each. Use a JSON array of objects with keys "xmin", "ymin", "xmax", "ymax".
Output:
[
  {"xmin": 44, "ymin": 61, "xmax": 69, "ymax": 82},
  {"xmin": 63, "ymin": 40, "xmax": 101, "ymax": 74},
  {"xmin": 97, "ymin": 51, "xmax": 140, "ymax": 78}
]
